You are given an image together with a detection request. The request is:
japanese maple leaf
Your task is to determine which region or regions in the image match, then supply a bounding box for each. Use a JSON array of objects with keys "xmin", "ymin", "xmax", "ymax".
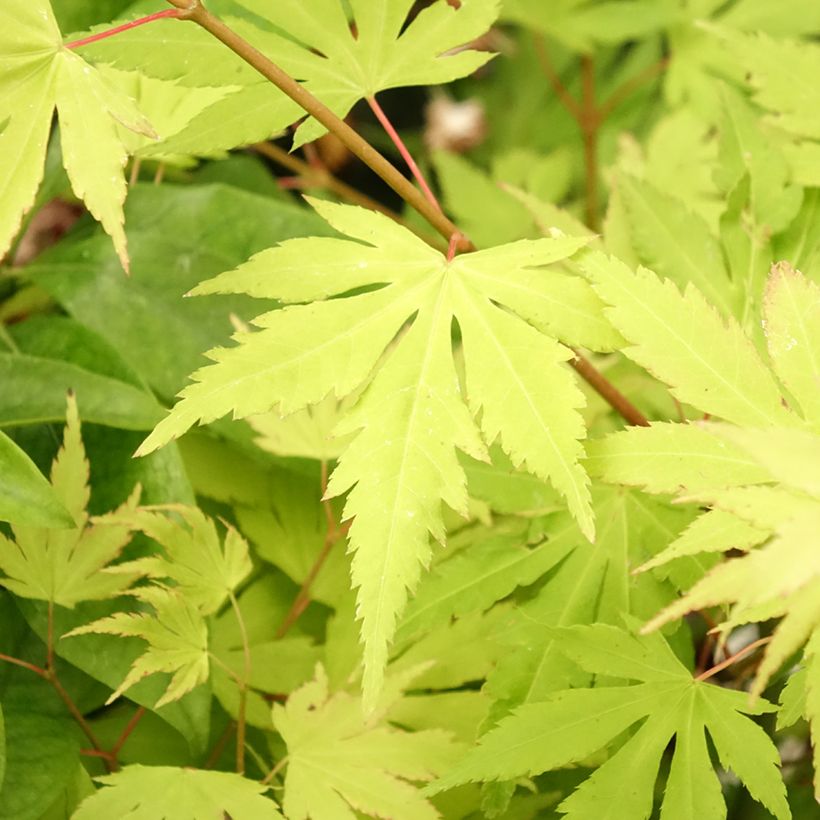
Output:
[
  {"xmin": 429, "ymin": 625, "xmax": 790, "ymax": 820},
  {"xmin": 74, "ymin": 766, "xmax": 283, "ymax": 819},
  {"xmin": 84, "ymin": 0, "xmax": 499, "ymax": 154},
  {"xmin": 137, "ymin": 198, "xmax": 599, "ymax": 707},
  {"xmin": 0, "ymin": 0, "xmax": 156, "ymax": 270},
  {"xmin": 274, "ymin": 665, "xmax": 458, "ymax": 820},
  {"xmin": 0, "ymin": 395, "xmax": 141, "ymax": 608}
]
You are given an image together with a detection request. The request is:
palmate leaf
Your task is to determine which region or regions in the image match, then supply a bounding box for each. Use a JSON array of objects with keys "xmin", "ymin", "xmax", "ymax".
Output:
[
  {"xmin": 428, "ymin": 625, "xmax": 790, "ymax": 820},
  {"xmin": 109, "ymin": 505, "xmax": 252, "ymax": 615},
  {"xmin": 68, "ymin": 586, "xmax": 209, "ymax": 708},
  {"xmin": 0, "ymin": 395, "xmax": 141, "ymax": 607},
  {"xmin": 0, "ymin": 0, "xmax": 156, "ymax": 270},
  {"xmin": 73, "ymin": 765, "xmax": 283, "ymax": 819},
  {"xmin": 89, "ymin": 0, "xmax": 499, "ymax": 154},
  {"xmin": 137, "ymin": 198, "xmax": 595, "ymax": 706},
  {"xmin": 274, "ymin": 665, "xmax": 459, "ymax": 820}
]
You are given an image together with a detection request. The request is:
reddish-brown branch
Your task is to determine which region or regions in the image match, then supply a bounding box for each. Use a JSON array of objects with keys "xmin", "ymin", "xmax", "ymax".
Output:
[
  {"xmin": 64, "ymin": 9, "xmax": 184, "ymax": 50},
  {"xmin": 109, "ymin": 706, "xmax": 146, "ymax": 759},
  {"xmin": 276, "ymin": 466, "xmax": 352, "ymax": 638},
  {"xmin": 598, "ymin": 57, "xmax": 670, "ymax": 121},
  {"xmin": 579, "ymin": 56, "xmax": 600, "ymax": 231},
  {"xmin": 367, "ymin": 96, "xmax": 442, "ymax": 212},
  {"xmin": 0, "ymin": 653, "xmax": 48, "ymax": 679},
  {"xmin": 570, "ymin": 351, "xmax": 649, "ymax": 427},
  {"xmin": 532, "ymin": 34, "xmax": 582, "ymax": 119},
  {"xmin": 695, "ymin": 637, "xmax": 771, "ymax": 682}
]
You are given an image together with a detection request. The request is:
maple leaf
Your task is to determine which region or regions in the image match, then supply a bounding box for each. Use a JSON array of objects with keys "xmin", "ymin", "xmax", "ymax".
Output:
[
  {"xmin": 0, "ymin": 0, "xmax": 156, "ymax": 270},
  {"xmin": 68, "ymin": 586, "xmax": 209, "ymax": 708},
  {"xmin": 136, "ymin": 198, "xmax": 595, "ymax": 706},
  {"xmin": 73, "ymin": 765, "xmax": 283, "ymax": 819},
  {"xmin": 110, "ymin": 505, "xmax": 252, "ymax": 615},
  {"xmin": 0, "ymin": 395, "xmax": 141, "ymax": 608},
  {"xmin": 84, "ymin": 0, "xmax": 498, "ymax": 154},
  {"xmin": 274, "ymin": 664, "xmax": 459, "ymax": 820},
  {"xmin": 0, "ymin": 429, "xmax": 72, "ymax": 529},
  {"xmin": 428, "ymin": 625, "xmax": 790, "ymax": 820}
]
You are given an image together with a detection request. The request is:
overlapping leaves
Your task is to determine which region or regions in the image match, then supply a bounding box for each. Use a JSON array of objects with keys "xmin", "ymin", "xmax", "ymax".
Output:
[
  {"xmin": 83, "ymin": 0, "xmax": 499, "ymax": 153},
  {"xmin": 0, "ymin": 395, "xmax": 140, "ymax": 608},
  {"xmin": 69, "ymin": 504, "xmax": 251, "ymax": 707},
  {"xmin": 138, "ymin": 198, "xmax": 598, "ymax": 705},
  {"xmin": 583, "ymin": 255, "xmax": 820, "ymax": 794},
  {"xmin": 274, "ymin": 665, "xmax": 458, "ymax": 820},
  {"xmin": 0, "ymin": 0, "xmax": 156, "ymax": 269},
  {"xmin": 429, "ymin": 625, "xmax": 790, "ymax": 820}
]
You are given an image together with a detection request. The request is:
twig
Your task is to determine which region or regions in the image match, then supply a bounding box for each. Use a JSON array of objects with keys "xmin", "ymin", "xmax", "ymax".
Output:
[
  {"xmin": 579, "ymin": 56, "xmax": 600, "ymax": 231},
  {"xmin": 165, "ymin": 0, "xmax": 469, "ymax": 250},
  {"xmin": 695, "ymin": 637, "xmax": 771, "ymax": 682},
  {"xmin": 65, "ymin": 9, "xmax": 184, "ymax": 50},
  {"xmin": 532, "ymin": 34, "xmax": 581, "ymax": 119},
  {"xmin": 570, "ymin": 351, "xmax": 649, "ymax": 427},
  {"xmin": 367, "ymin": 96, "xmax": 441, "ymax": 212},
  {"xmin": 0, "ymin": 653, "xmax": 49, "ymax": 679},
  {"xmin": 261, "ymin": 754, "xmax": 289, "ymax": 785},
  {"xmin": 598, "ymin": 57, "xmax": 669, "ymax": 121},
  {"xmin": 109, "ymin": 705, "xmax": 147, "ymax": 759},
  {"xmin": 229, "ymin": 591, "xmax": 251, "ymax": 775},
  {"xmin": 204, "ymin": 721, "xmax": 236, "ymax": 769},
  {"xmin": 276, "ymin": 465, "xmax": 351, "ymax": 638},
  {"xmin": 252, "ymin": 142, "xmax": 428, "ymax": 240}
]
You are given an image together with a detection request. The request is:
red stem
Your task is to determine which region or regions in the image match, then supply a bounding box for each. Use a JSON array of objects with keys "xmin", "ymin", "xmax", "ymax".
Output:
[
  {"xmin": 367, "ymin": 96, "xmax": 442, "ymax": 213},
  {"xmin": 64, "ymin": 9, "xmax": 184, "ymax": 50}
]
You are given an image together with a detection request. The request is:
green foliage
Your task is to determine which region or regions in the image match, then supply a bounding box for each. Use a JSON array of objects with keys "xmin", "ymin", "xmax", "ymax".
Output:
[
  {"xmin": 73, "ymin": 765, "xmax": 283, "ymax": 819},
  {"xmin": 2, "ymin": 0, "xmax": 820, "ymax": 817},
  {"xmin": 0, "ymin": 0, "xmax": 156, "ymax": 269}
]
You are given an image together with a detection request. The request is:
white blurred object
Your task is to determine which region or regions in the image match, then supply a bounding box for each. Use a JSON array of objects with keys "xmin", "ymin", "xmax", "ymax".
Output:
[{"xmin": 424, "ymin": 95, "xmax": 487, "ymax": 153}]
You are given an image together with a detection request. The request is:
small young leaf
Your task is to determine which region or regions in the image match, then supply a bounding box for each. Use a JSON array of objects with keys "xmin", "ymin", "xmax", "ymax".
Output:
[
  {"xmin": 0, "ymin": 396, "xmax": 140, "ymax": 607},
  {"xmin": 110, "ymin": 505, "xmax": 252, "ymax": 615},
  {"xmin": 68, "ymin": 586, "xmax": 209, "ymax": 708},
  {"xmin": 274, "ymin": 665, "xmax": 458, "ymax": 820},
  {"xmin": 582, "ymin": 253, "xmax": 798, "ymax": 428},
  {"xmin": 764, "ymin": 261, "xmax": 820, "ymax": 425},
  {"xmin": 73, "ymin": 765, "xmax": 283, "ymax": 819}
]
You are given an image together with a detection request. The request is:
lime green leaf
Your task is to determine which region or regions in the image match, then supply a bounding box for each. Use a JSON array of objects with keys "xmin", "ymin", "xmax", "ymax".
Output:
[
  {"xmin": 138, "ymin": 199, "xmax": 594, "ymax": 706},
  {"xmin": 131, "ymin": 0, "xmax": 499, "ymax": 153},
  {"xmin": 0, "ymin": 1, "xmax": 155, "ymax": 269},
  {"xmin": 395, "ymin": 527, "xmax": 570, "ymax": 646},
  {"xmin": 501, "ymin": 0, "xmax": 680, "ymax": 51},
  {"xmin": 707, "ymin": 425, "xmax": 820, "ymax": 498},
  {"xmin": 645, "ymin": 508, "xmax": 820, "ymax": 634},
  {"xmin": 73, "ymin": 765, "xmax": 282, "ymax": 819},
  {"xmin": 453, "ymin": 283, "xmax": 593, "ymax": 537},
  {"xmin": 486, "ymin": 488, "xmax": 683, "ymax": 713},
  {"xmin": 430, "ymin": 627, "xmax": 789, "ymax": 820},
  {"xmin": 716, "ymin": 87, "xmax": 802, "ymax": 235},
  {"xmin": 585, "ymin": 422, "xmax": 774, "ymax": 494},
  {"xmin": 68, "ymin": 586, "xmax": 209, "ymax": 708},
  {"xmin": 723, "ymin": 30, "xmax": 820, "ymax": 139},
  {"xmin": 275, "ymin": 665, "xmax": 457, "ymax": 819},
  {"xmin": 636, "ymin": 509, "xmax": 769, "ymax": 574},
  {"xmin": 582, "ymin": 253, "xmax": 799, "ymax": 428},
  {"xmin": 248, "ymin": 393, "xmax": 356, "ymax": 460},
  {"xmin": 0, "ymin": 431, "xmax": 72, "ymax": 529},
  {"xmin": 617, "ymin": 175, "xmax": 735, "ymax": 317},
  {"xmin": 764, "ymin": 261, "xmax": 820, "ymax": 426},
  {"xmin": 109, "ymin": 506, "xmax": 252, "ymax": 615},
  {"xmin": 0, "ymin": 396, "xmax": 141, "ymax": 607}
]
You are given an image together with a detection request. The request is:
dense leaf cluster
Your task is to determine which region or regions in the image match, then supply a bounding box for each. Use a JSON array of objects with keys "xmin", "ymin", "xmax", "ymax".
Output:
[{"xmin": 1, "ymin": 0, "xmax": 820, "ymax": 818}]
